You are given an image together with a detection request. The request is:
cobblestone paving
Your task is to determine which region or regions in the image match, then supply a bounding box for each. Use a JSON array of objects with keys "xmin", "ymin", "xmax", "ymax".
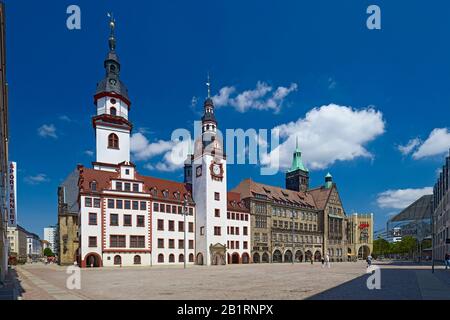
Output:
[{"xmin": 14, "ymin": 261, "xmax": 450, "ymax": 300}]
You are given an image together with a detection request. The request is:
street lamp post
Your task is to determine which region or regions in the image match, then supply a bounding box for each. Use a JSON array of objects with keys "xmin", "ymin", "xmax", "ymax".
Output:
[
  {"xmin": 291, "ymin": 212, "xmax": 294, "ymax": 264},
  {"xmin": 183, "ymin": 199, "xmax": 188, "ymax": 269}
]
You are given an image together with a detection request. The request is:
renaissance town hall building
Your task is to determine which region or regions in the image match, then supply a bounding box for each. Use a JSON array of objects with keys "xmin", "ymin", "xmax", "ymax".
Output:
[{"xmin": 57, "ymin": 19, "xmax": 373, "ymax": 268}]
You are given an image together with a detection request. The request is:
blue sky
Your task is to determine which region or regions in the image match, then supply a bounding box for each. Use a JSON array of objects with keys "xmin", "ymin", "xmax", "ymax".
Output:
[{"xmin": 5, "ymin": 0, "xmax": 450, "ymax": 237}]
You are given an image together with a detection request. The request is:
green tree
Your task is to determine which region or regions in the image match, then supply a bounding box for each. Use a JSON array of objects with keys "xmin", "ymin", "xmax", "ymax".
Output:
[
  {"xmin": 43, "ymin": 248, "xmax": 54, "ymax": 257},
  {"xmin": 373, "ymin": 238, "xmax": 390, "ymax": 256}
]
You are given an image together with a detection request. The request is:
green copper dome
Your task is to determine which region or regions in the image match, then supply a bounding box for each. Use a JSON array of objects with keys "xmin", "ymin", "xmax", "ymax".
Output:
[{"xmin": 287, "ymin": 138, "xmax": 308, "ymax": 173}]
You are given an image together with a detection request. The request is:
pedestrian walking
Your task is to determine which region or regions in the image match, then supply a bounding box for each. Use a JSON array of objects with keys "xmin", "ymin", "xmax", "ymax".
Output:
[
  {"xmin": 321, "ymin": 257, "xmax": 325, "ymax": 268},
  {"xmin": 366, "ymin": 255, "xmax": 373, "ymax": 268},
  {"xmin": 325, "ymin": 254, "xmax": 330, "ymax": 268},
  {"xmin": 445, "ymin": 252, "xmax": 450, "ymax": 270}
]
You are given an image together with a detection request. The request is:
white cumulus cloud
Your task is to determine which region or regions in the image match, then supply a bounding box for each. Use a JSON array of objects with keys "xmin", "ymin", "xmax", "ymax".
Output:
[
  {"xmin": 261, "ymin": 104, "xmax": 385, "ymax": 171},
  {"xmin": 131, "ymin": 132, "xmax": 192, "ymax": 172},
  {"xmin": 38, "ymin": 124, "xmax": 57, "ymax": 139},
  {"xmin": 412, "ymin": 128, "xmax": 450, "ymax": 159},
  {"xmin": 212, "ymin": 81, "xmax": 298, "ymax": 113},
  {"xmin": 25, "ymin": 173, "xmax": 50, "ymax": 185},
  {"xmin": 398, "ymin": 138, "xmax": 421, "ymax": 156},
  {"xmin": 376, "ymin": 187, "xmax": 433, "ymax": 209}
]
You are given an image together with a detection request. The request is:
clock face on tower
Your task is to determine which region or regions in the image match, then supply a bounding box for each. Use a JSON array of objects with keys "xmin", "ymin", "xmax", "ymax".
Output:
[
  {"xmin": 210, "ymin": 161, "xmax": 223, "ymax": 181},
  {"xmin": 196, "ymin": 165, "xmax": 202, "ymax": 177}
]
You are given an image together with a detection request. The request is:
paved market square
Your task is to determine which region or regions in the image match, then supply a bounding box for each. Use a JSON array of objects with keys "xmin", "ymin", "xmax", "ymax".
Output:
[{"xmin": 10, "ymin": 261, "xmax": 450, "ymax": 300}]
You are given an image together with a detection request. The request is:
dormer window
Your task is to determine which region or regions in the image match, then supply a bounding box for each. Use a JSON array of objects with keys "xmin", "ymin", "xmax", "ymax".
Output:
[
  {"xmin": 151, "ymin": 188, "xmax": 157, "ymax": 197},
  {"xmin": 90, "ymin": 181, "xmax": 97, "ymax": 191},
  {"xmin": 174, "ymin": 192, "xmax": 180, "ymax": 200},
  {"xmin": 108, "ymin": 133, "xmax": 119, "ymax": 149},
  {"xmin": 162, "ymin": 190, "xmax": 168, "ymax": 198},
  {"xmin": 110, "ymin": 107, "xmax": 117, "ymax": 116}
]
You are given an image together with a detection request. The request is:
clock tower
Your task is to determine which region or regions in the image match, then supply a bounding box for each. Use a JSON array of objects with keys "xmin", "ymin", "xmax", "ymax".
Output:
[
  {"xmin": 92, "ymin": 16, "xmax": 132, "ymax": 171},
  {"xmin": 192, "ymin": 77, "xmax": 228, "ymax": 266}
]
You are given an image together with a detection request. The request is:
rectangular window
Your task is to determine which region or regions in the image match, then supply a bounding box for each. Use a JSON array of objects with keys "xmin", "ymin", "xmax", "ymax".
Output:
[
  {"xmin": 132, "ymin": 183, "xmax": 139, "ymax": 192},
  {"xmin": 189, "ymin": 207, "xmax": 193, "ymax": 215},
  {"xmin": 214, "ymin": 226, "xmax": 221, "ymax": 236},
  {"xmin": 124, "ymin": 183, "xmax": 131, "ymax": 191},
  {"xmin": 169, "ymin": 239, "xmax": 175, "ymax": 249},
  {"xmin": 116, "ymin": 182, "xmax": 122, "ymax": 191},
  {"xmin": 178, "ymin": 206, "xmax": 182, "ymax": 214},
  {"xmin": 189, "ymin": 240, "xmax": 194, "ymax": 249},
  {"xmin": 243, "ymin": 241, "xmax": 248, "ymax": 249},
  {"xmin": 85, "ymin": 197, "xmax": 92, "ymax": 207},
  {"xmin": 124, "ymin": 200, "xmax": 131, "ymax": 209},
  {"xmin": 110, "ymin": 214, "xmax": 119, "ymax": 226},
  {"xmin": 230, "ymin": 227, "xmax": 234, "ymax": 235},
  {"xmin": 215, "ymin": 209, "xmax": 220, "ymax": 217},
  {"xmin": 158, "ymin": 238, "xmax": 164, "ymax": 248},
  {"xmin": 243, "ymin": 226, "xmax": 248, "ymax": 236},
  {"xmin": 178, "ymin": 239, "xmax": 184, "ymax": 249},
  {"xmin": 157, "ymin": 219, "xmax": 164, "ymax": 230},
  {"xmin": 88, "ymin": 236, "xmax": 97, "ymax": 247},
  {"xmin": 89, "ymin": 212, "xmax": 97, "ymax": 225},
  {"xmin": 169, "ymin": 220, "xmax": 175, "ymax": 231},
  {"xmin": 200, "ymin": 226, "xmax": 205, "ymax": 235},
  {"xmin": 130, "ymin": 236, "xmax": 145, "ymax": 248},
  {"xmin": 137, "ymin": 215, "xmax": 145, "ymax": 227},
  {"xmin": 107, "ymin": 199, "xmax": 115, "ymax": 208},
  {"xmin": 236, "ymin": 213, "xmax": 240, "ymax": 220},
  {"xmin": 124, "ymin": 214, "xmax": 132, "ymax": 226},
  {"xmin": 166, "ymin": 204, "xmax": 171, "ymax": 213},
  {"xmin": 160, "ymin": 204, "xmax": 165, "ymax": 212},
  {"xmin": 140, "ymin": 201, "xmax": 146, "ymax": 211},
  {"xmin": 245, "ymin": 214, "xmax": 248, "ymax": 221},
  {"xmin": 178, "ymin": 221, "xmax": 184, "ymax": 232},
  {"xmin": 116, "ymin": 199, "xmax": 123, "ymax": 209},
  {"xmin": 227, "ymin": 212, "xmax": 230, "ymax": 219},
  {"xmin": 110, "ymin": 235, "xmax": 126, "ymax": 248},
  {"xmin": 172, "ymin": 205, "xmax": 177, "ymax": 214},
  {"xmin": 132, "ymin": 201, "xmax": 139, "ymax": 210},
  {"xmin": 214, "ymin": 192, "xmax": 220, "ymax": 201},
  {"xmin": 236, "ymin": 241, "xmax": 240, "ymax": 249},
  {"xmin": 231, "ymin": 241, "xmax": 234, "ymax": 249},
  {"xmin": 236, "ymin": 227, "xmax": 240, "ymax": 235},
  {"xmin": 93, "ymin": 198, "xmax": 100, "ymax": 208},
  {"xmin": 153, "ymin": 203, "xmax": 159, "ymax": 212},
  {"xmin": 189, "ymin": 222, "xmax": 194, "ymax": 233}
]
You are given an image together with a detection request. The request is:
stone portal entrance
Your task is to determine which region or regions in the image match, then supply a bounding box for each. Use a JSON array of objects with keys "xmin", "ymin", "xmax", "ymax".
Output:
[{"xmin": 210, "ymin": 243, "xmax": 226, "ymax": 265}]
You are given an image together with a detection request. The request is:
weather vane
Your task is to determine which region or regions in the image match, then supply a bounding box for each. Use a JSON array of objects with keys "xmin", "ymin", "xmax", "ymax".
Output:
[
  {"xmin": 107, "ymin": 12, "xmax": 116, "ymax": 51},
  {"xmin": 206, "ymin": 72, "xmax": 211, "ymax": 98}
]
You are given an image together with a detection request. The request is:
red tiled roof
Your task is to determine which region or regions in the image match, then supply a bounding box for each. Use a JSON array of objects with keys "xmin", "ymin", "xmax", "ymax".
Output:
[
  {"xmin": 231, "ymin": 178, "xmax": 316, "ymax": 209},
  {"xmin": 308, "ymin": 186, "xmax": 333, "ymax": 211},
  {"xmin": 227, "ymin": 191, "xmax": 249, "ymax": 212}
]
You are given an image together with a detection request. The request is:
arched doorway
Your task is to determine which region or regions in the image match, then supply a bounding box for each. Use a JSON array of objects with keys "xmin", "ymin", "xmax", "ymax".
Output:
[
  {"xmin": 305, "ymin": 250, "xmax": 312, "ymax": 262},
  {"xmin": 284, "ymin": 250, "xmax": 293, "ymax": 263},
  {"xmin": 314, "ymin": 251, "xmax": 321, "ymax": 262},
  {"xmin": 262, "ymin": 252, "xmax": 269, "ymax": 263},
  {"xmin": 212, "ymin": 253, "xmax": 226, "ymax": 265},
  {"xmin": 196, "ymin": 253, "xmax": 204, "ymax": 265},
  {"xmin": 253, "ymin": 252, "xmax": 260, "ymax": 263},
  {"xmin": 295, "ymin": 250, "xmax": 303, "ymax": 262},
  {"xmin": 113, "ymin": 255, "xmax": 121, "ymax": 266},
  {"xmin": 273, "ymin": 250, "xmax": 282, "ymax": 263},
  {"xmin": 84, "ymin": 253, "xmax": 101, "ymax": 268},
  {"xmin": 358, "ymin": 245, "xmax": 370, "ymax": 259},
  {"xmin": 231, "ymin": 253, "xmax": 240, "ymax": 264},
  {"xmin": 242, "ymin": 253, "xmax": 250, "ymax": 264}
]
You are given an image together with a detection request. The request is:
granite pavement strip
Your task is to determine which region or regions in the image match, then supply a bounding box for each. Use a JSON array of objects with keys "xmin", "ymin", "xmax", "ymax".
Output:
[{"xmin": 14, "ymin": 261, "xmax": 450, "ymax": 300}]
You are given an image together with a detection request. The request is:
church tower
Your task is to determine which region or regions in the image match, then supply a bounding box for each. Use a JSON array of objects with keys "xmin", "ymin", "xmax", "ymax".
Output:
[
  {"xmin": 285, "ymin": 138, "xmax": 309, "ymax": 192},
  {"xmin": 92, "ymin": 15, "xmax": 132, "ymax": 171},
  {"xmin": 192, "ymin": 76, "xmax": 228, "ymax": 266}
]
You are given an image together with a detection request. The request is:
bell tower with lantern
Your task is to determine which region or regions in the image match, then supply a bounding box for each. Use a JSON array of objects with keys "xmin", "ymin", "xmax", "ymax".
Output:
[
  {"xmin": 92, "ymin": 14, "xmax": 132, "ymax": 171},
  {"xmin": 192, "ymin": 75, "xmax": 228, "ymax": 266}
]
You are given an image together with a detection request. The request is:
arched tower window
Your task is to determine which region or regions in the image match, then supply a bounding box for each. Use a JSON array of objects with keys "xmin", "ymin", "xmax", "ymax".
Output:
[
  {"xmin": 108, "ymin": 133, "xmax": 119, "ymax": 149},
  {"xmin": 110, "ymin": 107, "xmax": 117, "ymax": 116}
]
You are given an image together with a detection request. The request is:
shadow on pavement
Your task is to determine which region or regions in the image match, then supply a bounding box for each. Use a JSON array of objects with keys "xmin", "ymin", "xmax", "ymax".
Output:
[
  {"xmin": 0, "ymin": 267, "xmax": 25, "ymax": 300},
  {"xmin": 307, "ymin": 264, "xmax": 450, "ymax": 300}
]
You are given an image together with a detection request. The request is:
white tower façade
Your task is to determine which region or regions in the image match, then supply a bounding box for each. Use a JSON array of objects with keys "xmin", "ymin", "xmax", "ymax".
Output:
[
  {"xmin": 92, "ymin": 18, "xmax": 132, "ymax": 171},
  {"xmin": 192, "ymin": 81, "xmax": 228, "ymax": 266}
]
